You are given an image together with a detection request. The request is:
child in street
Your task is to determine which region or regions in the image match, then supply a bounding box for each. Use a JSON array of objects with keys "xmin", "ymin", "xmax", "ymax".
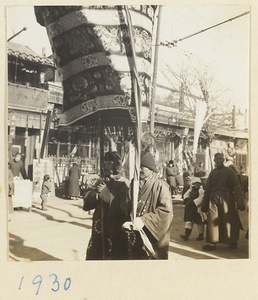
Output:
[
  {"xmin": 180, "ymin": 177, "xmax": 207, "ymax": 241},
  {"xmin": 40, "ymin": 175, "xmax": 51, "ymax": 211}
]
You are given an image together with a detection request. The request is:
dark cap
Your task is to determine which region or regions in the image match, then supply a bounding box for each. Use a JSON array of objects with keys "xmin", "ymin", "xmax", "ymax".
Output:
[
  {"xmin": 140, "ymin": 152, "xmax": 158, "ymax": 173},
  {"xmin": 43, "ymin": 175, "xmax": 50, "ymax": 181},
  {"xmin": 104, "ymin": 151, "xmax": 122, "ymax": 175}
]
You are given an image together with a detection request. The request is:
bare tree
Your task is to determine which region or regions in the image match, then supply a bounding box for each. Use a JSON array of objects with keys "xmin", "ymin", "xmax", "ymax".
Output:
[{"xmin": 158, "ymin": 57, "xmax": 234, "ymax": 132}]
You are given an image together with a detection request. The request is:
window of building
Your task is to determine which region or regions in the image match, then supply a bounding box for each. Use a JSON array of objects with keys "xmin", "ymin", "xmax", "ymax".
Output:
[{"xmin": 235, "ymin": 152, "xmax": 247, "ymax": 172}]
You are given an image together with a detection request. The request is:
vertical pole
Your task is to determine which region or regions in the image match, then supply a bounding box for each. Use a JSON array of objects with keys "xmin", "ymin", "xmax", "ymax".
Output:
[
  {"xmin": 208, "ymin": 139, "xmax": 214, "ymax": 170},
  {"xmin": 171, "ymin": 140, "xmax": 174, "ymax": 160},
  {"xmin": 56, "ymin": 141, "xmax": 60, "ymax": 157},
  {"xmin": 24, "ymin": 114, "xmax": 29, "ymax": 172},
  {"xmin": 38, "ymin": 111, "xmax": 42, "ymax": 163},
  {"xmin": 14, "ymin": 57, "xmax": 18, "ymax": 84},
  {"xmin": 99, "ymin": 117, "xmax": 106, "ymax": 259},
  {"xmin": 179, "ymin": 83, "xmax": 184, "ymax": 112},
  {"xmin": 40, "ymin": 110, "xmax": 52, "ymax": 159},
  {"xmin": 232, "ymin": 105, "xmax": 236, "ymax": 129},
  {"xmin": 39, "ymin": 111, "xmax": 42, "ymax": 143},
  {"xmin": 205, "ymin": 145, "xmax": 209, "ymax": 171},
  {"xmin": 88, "ymin": 140, "xmax": 92, "ymax": 159},
  {"xmin": 150, "ymin": 6, "xmax": 162, "ymax": 135}
]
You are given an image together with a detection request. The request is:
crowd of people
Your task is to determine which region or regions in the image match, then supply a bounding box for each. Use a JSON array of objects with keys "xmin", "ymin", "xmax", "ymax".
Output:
[
  {"xmin": 81, "ymin": 147, "xmax": 248, "ymax": 260},
  {"xmin": 8, "ymin": 147, "xmax": 248, "ymax": 259}
]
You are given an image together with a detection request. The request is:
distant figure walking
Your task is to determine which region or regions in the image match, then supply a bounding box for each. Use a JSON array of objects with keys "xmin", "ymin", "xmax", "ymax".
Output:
[
  {"xmin": 166, "ymin": 160, "xmax": 179, "ymax": 196},
  {"xmin": 40, "ymin": 175, "xmax": 51, "ymax": 211},
  {"xmin": 68, "ymin": 163, "xmax": 80, "ymax": 200}
]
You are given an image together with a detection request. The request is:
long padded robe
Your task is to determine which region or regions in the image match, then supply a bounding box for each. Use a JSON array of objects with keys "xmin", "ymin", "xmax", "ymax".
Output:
[
  {"xmin": 128, "ymin": 173, "xmax": 173, "ymax": 259},
  {"xmin": 202, "ymin": 166, "xmax": 244, "ymax": 244},
  {"xmin": 83, "ymin": 177, "xmax": 130, "ymax": 260}
]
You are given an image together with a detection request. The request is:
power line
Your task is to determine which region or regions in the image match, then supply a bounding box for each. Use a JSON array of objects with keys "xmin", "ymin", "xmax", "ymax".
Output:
[
  {"xmin": 160, "ymin": 11, "xmax": 249, "ymax": 47},
  {"xmin": 188, "ymin": 6, "xmax": 245, "ymax": 49},
  {"xmin": 160, "ymin": 32, "xmax": 247, "ymax": 86}
]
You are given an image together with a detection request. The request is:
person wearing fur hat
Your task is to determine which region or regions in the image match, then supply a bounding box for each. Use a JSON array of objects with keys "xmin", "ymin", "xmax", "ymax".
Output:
[
  {"xmin": 180, "ymin": 177, "xmax": 207, "ymax": 241},
  {"xmin": 83, "ymin": 151, "xmax": 130, "ymax": 260},
  {"xmin": 201, "ymin": 152, "xmax": 245, "ymax": 251},
  {"xmin": 123, "ymin": 151, "xmax": 173, "ymax": 259}
]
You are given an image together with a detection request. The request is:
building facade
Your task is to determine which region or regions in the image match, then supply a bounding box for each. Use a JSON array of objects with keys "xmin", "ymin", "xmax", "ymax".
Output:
[{"xmin": 7, "ymin": 41, "xmax": 249, "ymax": 188}]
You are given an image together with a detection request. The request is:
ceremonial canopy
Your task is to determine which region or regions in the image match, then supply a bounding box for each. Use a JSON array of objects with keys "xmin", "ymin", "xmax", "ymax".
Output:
[{"xmin": 35, "ymin": 6, "xmax": 157, "ymax": 130}]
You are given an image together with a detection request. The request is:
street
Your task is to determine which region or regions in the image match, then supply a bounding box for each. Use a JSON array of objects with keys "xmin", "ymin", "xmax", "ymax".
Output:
[{"xmin": 8, "ymin": 195, "xmax": 249, "ymax": 261}]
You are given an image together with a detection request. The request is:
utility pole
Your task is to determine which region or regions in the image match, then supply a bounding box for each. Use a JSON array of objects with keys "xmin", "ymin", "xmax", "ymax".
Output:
[
  {"xmin": 7, "ymin": 27, "xmax": 27, "ymax": 42},
  {"xmin": 179, "ymin": 83, "xmax": 184, "ymax": 112},
  {"xmin": 40, "ymin": 110, "xmax": 52, "ymax": 159},
  {"xmin": 232, "ymin": 105, "xmax": 236, "ymax": 129},
  {"xmin": 150, "ymin": 6, "xmax": 162, "ymax": 135}
]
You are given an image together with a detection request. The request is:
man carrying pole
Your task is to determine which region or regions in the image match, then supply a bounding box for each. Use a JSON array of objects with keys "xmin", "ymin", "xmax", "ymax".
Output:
[
  {"xmin": 122, "ymin": 6, "xmax": 173, "ymax": 259},
  {"xmin": 123, "ymin": 150, "xmax": 173, "ymax": 259}
]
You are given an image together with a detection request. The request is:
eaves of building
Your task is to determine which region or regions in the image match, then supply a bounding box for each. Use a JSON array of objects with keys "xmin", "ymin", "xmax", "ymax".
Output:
[
  {"xmin": 7, "ymin": 42, "xmax": 54, "ymax": 67},
  {"xmin": 154, "ymin": 106, "xmax": 248, "ymax": 140}
]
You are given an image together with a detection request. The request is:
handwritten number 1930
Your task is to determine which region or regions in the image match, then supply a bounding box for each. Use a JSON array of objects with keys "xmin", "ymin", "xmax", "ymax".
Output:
[{"xmin": 19, "ymin": 275, "xmax": 71, "ymax": 295}]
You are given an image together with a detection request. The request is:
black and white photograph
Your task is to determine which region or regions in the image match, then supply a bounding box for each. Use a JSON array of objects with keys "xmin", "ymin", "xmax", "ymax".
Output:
[{"xmin": 1, "ymin": 1, "xmax": 257, "ymax": 299}]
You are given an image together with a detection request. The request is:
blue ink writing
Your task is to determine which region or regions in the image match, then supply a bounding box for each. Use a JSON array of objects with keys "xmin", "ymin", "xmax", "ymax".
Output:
[
  {"xmin": 19, "ymin": 276, "xmax": 24, "ymax": 290},
  {"xmin": 64, "ymin": 278, "xmax": 71, "ymax": 291},
  {"xmin": 49, "ymin": 273, "xmax": 60, "ymax": 292},
  {"xmin": 32, "ymin": 275, "xmax": 42, "ymax": 296},
  {"xmin": 19, "ymin": 275, "xmax": 71, "ymax": 295}
]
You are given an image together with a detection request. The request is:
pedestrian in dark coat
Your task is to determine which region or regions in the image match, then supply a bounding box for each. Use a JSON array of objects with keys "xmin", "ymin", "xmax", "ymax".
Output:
[
  {"xmin": 166, "ymin": 160, "xmax": 179, "ymax": 196},
  {"xmin": 201, "ymin": 153, "xmax": 245, "ymax": 251},
  {"xmin": 83, "ymin": 151, "xmax": 130, "ymax": 260},
  {"xmin": 68, "ymin": 163, "xmax": 80, "ymax": 199},
  {"xmin": 123, "ymin": 152, "xmax": 173, "ymax": 260}
]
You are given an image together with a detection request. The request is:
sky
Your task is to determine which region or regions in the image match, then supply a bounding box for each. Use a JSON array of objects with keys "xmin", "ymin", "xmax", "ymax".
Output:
[
  {"xmin": 6, "ymin": 5, "xmax": 249, "ymax": 111},
  {"xmin": 157, "ymin": 5, "xmax": 249, "ymax": 111}
]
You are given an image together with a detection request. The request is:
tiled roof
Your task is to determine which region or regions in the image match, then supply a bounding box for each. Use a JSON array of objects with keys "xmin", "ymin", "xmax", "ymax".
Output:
[{"xmin": 7, "ymin": 42, "xmax": 54, "ymax": 66}]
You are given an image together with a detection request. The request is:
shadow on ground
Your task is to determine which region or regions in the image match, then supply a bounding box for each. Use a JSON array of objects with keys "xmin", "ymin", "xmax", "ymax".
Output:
[
  {"xmin": 32, "ymin": 209, "xmax": 92, "ymax": 230},
  {"xmin": 9, "ymin": 233, "xmax": 62, "ymax": 261}
]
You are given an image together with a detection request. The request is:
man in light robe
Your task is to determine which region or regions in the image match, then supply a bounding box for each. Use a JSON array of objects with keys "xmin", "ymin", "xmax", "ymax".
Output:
[{"xmin": 123, "ymin": 151, "xmax": 173, "ymax": 259}]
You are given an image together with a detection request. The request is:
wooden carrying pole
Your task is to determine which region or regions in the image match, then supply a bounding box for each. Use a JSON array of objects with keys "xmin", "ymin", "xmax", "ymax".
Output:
[
  {"xmin": 124, "ymin": 6, "xmax": 142, "ymax": 221},
  {"xmin": 150, "ymin": 6, "xmax": 162, "ymax": 135}
]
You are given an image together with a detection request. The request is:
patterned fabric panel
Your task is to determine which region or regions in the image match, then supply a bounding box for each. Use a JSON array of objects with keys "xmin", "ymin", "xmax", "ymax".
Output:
[{"xmin": 35, "ymin": 6, "xmax": 156, "ymax": 126}]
